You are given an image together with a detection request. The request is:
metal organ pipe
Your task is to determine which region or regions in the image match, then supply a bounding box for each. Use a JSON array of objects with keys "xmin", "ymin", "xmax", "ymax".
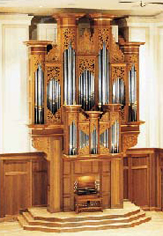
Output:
[
  {"xmin": 112, "ymin": 78, "xmax": 125, "ymax": 106},
  {"xmin": 100, "ymin": 129, "xmax": 109, "ymax": 149},
  {"xmin": 79, "ymin": 70, "xmax": 95, "ymax": 111},
  {"xmin": 69, "ymin": 122, "xmax": 77, "ymax": 155},
  {"xmin": 91, "ymin": 127, "xmax": 98, "ymax": 154},
  {"xmin": 98, "ymin": 42, "xmax": 109, "ymax": 106},
  {"xmin": 34, "ymin": 64, "xmax": 44, "ymax": 124},
  {"xmin": 111, "ymin": 120, "xmax": 119, "ymax": 153},
  {"xmin": 129, "ymin": 65, "xmax": 137, "ymax": 121},
  {"xmin": 47, "ymin": 78, "xmax": 61, "ymax": 115},
  {"xmin": 63, "ymin": 44, "xmax": 76, "ymax": 105}
]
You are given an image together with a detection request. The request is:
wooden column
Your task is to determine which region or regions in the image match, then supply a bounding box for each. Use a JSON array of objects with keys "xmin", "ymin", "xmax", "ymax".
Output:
[
  {"xmin": 48, "ymin": 137, "xmax": 62, "ymax": 213},
  {"xmin": 32, "ymin": 134, "xmax": 63, "ymax": 213},
  {"xmin": 111, "ymin": 157, "xmax": 123, "ymax": 208}
]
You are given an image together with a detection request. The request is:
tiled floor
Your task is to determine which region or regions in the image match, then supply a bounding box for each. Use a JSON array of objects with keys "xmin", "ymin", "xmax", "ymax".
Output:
[{"xmin": 1, "ymin": 211, "xmax": 163, "ymax": 236}]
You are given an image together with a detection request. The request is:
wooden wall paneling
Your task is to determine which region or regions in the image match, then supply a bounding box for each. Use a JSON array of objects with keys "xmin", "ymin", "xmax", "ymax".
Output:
[
  {"xmin": 48, "ymin": 137, "xmax": 62, "ymax": 213},
  {"xmin": 149, "ymin": 152, "xmax": 157, "ymax": 209},
  {"xmin": 70, "ymin": 161, "xmax": 75, "ymax": 211},
  {"xmin": 81, "ymin": 161, "xmax": 92, "ymax": 174},
  {"xmin": 63, "ymin": 161, "xmax": 71, "ymax": 211},
  {"xmin": 92, "ymin": 161, "xmax": 99, "ymax": 173},
  {"xmin": 159, "ymin": 151, "xmax": 163, "ymax": 210},
  {"xmin": 131, "ymin": 155, "xmax": 149, "ymax": 208},
  {"xmin": 32, "ymin": 159, "xmax": 48, "ymax": 206},
  {"xmin": 128, "ymin": 154, "xmax": 132, "ymax": 201},
  {"xmin": 156, "ymin": 152, "xmax": 163, "ymax": 210},
  {"xmin": 0, "ymin": 160, "xmax": 5, "ymax": 217},
  {"xmin": 123, "ymin": 156, "xmax": 128, "ymax": 199},
  {"xmin": 4, "ymin": 160, "xmax": 30, "ymax": 215},
  {"xmin": 111, "ymin": 158, "xmax": 123, "ymax": 208},
  {"xmin": 101, "ymin": 161, "xmax": 111, "ymax": 209}
]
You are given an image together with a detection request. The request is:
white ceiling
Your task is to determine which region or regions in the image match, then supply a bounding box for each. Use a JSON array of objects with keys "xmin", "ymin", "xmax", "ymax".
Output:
[{"xmin": 0, "ymin": 0, "xmax": 163, "ymax": 16}]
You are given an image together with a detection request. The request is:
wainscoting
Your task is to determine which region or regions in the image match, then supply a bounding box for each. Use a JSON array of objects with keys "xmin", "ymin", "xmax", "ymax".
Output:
[
  {"xmin": 1, "ymin": 148, "xmax": 163, "ymax": 219},
  {"xmin": 124, "ymin": 148, "xmax": 163, "ymax": 210},
  {"xmin": 0, "ymin": 152, "xmax": 47, "ymax": 218}
]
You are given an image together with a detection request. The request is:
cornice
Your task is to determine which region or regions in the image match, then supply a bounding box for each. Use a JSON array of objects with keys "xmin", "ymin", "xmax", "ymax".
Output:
[{"xmin": 0, "ymin": 14, "xmax": 33, "ymax": 25}]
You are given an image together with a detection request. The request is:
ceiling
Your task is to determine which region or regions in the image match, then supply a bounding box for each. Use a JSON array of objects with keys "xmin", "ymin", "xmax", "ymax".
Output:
[{"xmin": 0, "ymin": 0, "xmax": 163, "ymax": 17}]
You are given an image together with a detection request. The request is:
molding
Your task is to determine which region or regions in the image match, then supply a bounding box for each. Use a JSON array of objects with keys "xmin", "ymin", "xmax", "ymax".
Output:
[{"xmin": 0, "ymin": 14, "xmax": 33, "ymax": 25}]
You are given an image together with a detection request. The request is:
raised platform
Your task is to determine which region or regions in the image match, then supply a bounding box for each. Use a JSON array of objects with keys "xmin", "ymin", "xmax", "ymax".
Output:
[{"xmin": 17, "ymin": 201, "xmax": 151, "ymax": 233}]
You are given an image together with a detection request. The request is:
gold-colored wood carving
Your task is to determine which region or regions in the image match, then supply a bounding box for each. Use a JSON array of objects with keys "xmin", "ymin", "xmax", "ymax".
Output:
[
  {"xmin": 46, "ymin": 109, "xmax": 61, "ymax": 124},
  {"xmin": 111, "ymin": 66, "xmax": 126, "ymax": 82},
  {"xmin": 63, "ymin": 28, "xmax": 76, "ymax": 49},
  {"xmin": 78, "ymin": 57, "xmax": 95, "ymax": 76},
  {"xmin": 78, "ymin": 145, "xmax": 90, "ymax": 155},
  {"xmin": 46, "ymin": 66, "xmax": 61, "ymax": 83},
  {"xmin": 46, "ymin": 45, "xmax": 60, "ymax": 62},
  {"xmin": 122, "ymin": 134, "xmax": 138, "ymax": 152},
  {"xmin": 78, "ymin": 29, "xmax": 95, "ymax": 54}
]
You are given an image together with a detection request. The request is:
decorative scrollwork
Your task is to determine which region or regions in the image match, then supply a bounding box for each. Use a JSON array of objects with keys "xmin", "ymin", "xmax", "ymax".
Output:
[
  {"xmin": 99, "ymin": 123, "xmax": 110, "ymax": 135},
  {"xmin": 78, "ymin": 145, "xmax": 89, "ymax": 155},
  {"xmin": 98, "ymin": 28, "xmax": 110, "ymax": 49},
  {"xmin": 112, "ymin": 66, "xmax": 125, "ymax": 81},
  {"xmin": 46, "ymin": 45, "xmax": 60, "ymax": 62},
  {"xmin": 125, "ymin": 54, "xmax": 138, "ymax": 71},
  {"xmin": 100, "ymin": 145, "xmax": 109, "ymax": 154},
  {"xmin": 33, "ymin": 54, "xmax": 45, "ymax": 72},
  {"xmin": 68, "ymin": 113, "xmax": 77, "ymax": 126},
  {"xmin": 110, "ymin": 112, "xmax": 119, "ymax": 126},
  {"xmin": 78, "ymin": 57, "xmax": 95, "ymax": 76},
  {"xmin": 110, "ymin": 36, "xmax": 124, "ymax": 63},
  {"xmin": 122, "ymin": 134, "xmax": 138, "ymax": 152},
  {"xmin": 100, "ymin": 112, "xmax": 109, "ymax": 122},
  {"xmin": 32, "ymin": 137, "xmax": 50, "ymax": 156},
  {"xmin": 46, "ymin": 66, "xmax": 61, "ymax": 83},
  {"xmin": 79, "ymin": 113, "xmax": 88, "ymax": 122},
  {"xmin": 121, "ymin": 108, "xmax": 126, "ymax": 122},
  {"xmin": 63, "ymin": 28, "xmax": 76, "ymax": 49},
  {"xmin": 78, "ymin": 29, "xmax": 95, "ymax": 54},
  {"xmin": 46, "ymin": 109, "xmax": 61, "ymax": 124},
  {"xmin": 78, "ymin": 123, "xmax": 89, "ymax": 136}
]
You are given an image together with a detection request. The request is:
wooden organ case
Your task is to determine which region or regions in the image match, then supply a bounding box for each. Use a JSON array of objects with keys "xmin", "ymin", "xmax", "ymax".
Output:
[{"xmin": 25, "ymin": 13, "xmax": 144, "ymax": 213}]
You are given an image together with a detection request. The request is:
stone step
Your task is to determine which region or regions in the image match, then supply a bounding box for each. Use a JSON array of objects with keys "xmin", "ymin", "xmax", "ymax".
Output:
[
  {"xmin": 28, "ymin": 207, "xmax": 141, "ymax": 222},
  {"xmin": 18, "ymin": 214, "xmax": 151, "ymax": 233},
  {"xmin": 22, "ymin": 210, "xmax": 146, "ymax": 228}
]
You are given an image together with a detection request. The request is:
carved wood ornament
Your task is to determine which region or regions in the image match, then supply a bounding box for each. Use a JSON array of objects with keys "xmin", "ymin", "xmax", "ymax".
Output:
[
  {"xmin": 46, "ymin": 45, "xmax": 60, "ymax": 62},
  {"xmin": 122, "ymin": 134, "xmax": 138, "ymax": 152},
  {"xmin": 46, "ymin": 66, "xmax": 61, "ymax": 83},
  {"xmin": 78, "ymin": 57, "xmax": 95, "ymax": 76},
  {"xmin": 63, "ymin": 28, "xmax": 76, "ymax": 49},
  {"xmin": 78, "ymin": 29, "xmax": 95, "ymax": 54},
  {"xmin": 112, "ymin": 66, "xmax": 125, "ymax": 82},
  {"xmin": 32, "ymin": 55, "xmax": 45, "ymax": 72}
]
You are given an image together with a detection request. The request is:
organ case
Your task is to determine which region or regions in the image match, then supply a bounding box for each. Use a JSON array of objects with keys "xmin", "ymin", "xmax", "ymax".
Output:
[{"xmin": 25, "ymin": 13, "xmax": 144, "ymax": 212}]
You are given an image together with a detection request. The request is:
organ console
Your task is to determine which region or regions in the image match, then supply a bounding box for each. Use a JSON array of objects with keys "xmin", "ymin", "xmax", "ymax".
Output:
[{"xmin": 25, "ymin": 12, "xmax": 144, "ymax": 213}]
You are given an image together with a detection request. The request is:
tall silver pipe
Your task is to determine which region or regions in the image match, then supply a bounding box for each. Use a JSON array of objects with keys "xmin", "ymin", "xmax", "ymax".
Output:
[
  {"xmin": 73, "ymin": 50, "xmax": 75, "ymax": 104},
  {"xmin": 102, "ymin": 43, "xmax": 106, "ymax": 104},
  {"xmin": 106, "ymin": 50, "xmax": 109, "ymax": 104},
  {"xmin": 64, "ymin": 50, "xmax": 67, "ymax": 104},
  {"xmin": 68, "ymin": 45, "xmax": 71, "ymax": 105},
  {"xmin": 99, "ymin": 50, "xmax": 102, "ymax": 105},
  {"xmin": 34, "ymin": 70, "xmax": 38, "ymax": 123}
]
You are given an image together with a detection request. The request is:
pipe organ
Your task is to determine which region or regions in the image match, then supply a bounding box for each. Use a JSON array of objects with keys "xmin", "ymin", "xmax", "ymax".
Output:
[{"xmin": 25, "ymin": 13, "xmax": 144, "ymax": 213}]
